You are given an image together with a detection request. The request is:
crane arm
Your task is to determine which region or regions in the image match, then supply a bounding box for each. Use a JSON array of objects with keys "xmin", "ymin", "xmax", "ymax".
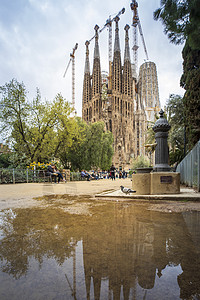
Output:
[
  {"xmin": 71, "ymin": 43, "xmax": 78, "ymax": 58},
  {"xmin": 63, "ymin": 58, "xmax": 72, "ymax": 78},
  {"xmin": 109, "ymin": 7, "xmax": 125, "ymax": 24},
  {"xmin": 88, "ymin": 7, "xmax": 125, "ymax": 43},
  {"xmin": 63, "ymin": 43, "xmax": 78, "ymax": 77},
  {"xmin": 138, "ymin": 20, "xmax": 149, "ymax": 60}
]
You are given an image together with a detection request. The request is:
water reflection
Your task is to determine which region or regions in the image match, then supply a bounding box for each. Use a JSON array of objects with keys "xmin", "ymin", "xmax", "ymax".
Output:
[{"xmin": 0, "ymin": 201, "xmax": 200, "ymax": 299}]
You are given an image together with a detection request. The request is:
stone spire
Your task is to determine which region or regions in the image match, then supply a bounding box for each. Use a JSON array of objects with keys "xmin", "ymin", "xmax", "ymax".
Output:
[
  {"xmin": 84, "ymin": 40, "xmax": 90, "ymax": 74},
  {"xmin": 91, "ymin": 24, "xmax": 101, "ymax": 120},
  {"xmin": 92, "ymin": 24, "xmax": 101, "ymax": 96},
  {"xmin": 123, "ymin": 24, "xmax": 133, "ymax": 96},
  {"xmin": 112, "ymin": 16, "xmax": 122, "ymax": 92},
  {"xmin": 113, "ymin": 16, "xmax": 120, "ymax": 53},
  {"xmin": 82, "ymin": 40, "xmax": 91, "ymax": 118},
  {"xmin": 124, "ymin": 24, "xmax": 131, "ymax": 62},
  {"xmin": 94, "ymin": 24, "xmax": 100, "ymax": 59}
]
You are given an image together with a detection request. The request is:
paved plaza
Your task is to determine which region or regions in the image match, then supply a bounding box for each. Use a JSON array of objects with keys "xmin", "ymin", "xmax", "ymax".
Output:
[{"xmin": 0, "ymin": 178, "xmax": 200, "ymax": 211}]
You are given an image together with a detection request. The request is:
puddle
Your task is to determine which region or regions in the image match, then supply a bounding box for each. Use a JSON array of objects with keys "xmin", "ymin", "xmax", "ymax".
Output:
[{"xmin": 0, "ymin": 198, "xmax": 200, "ymax": 299}]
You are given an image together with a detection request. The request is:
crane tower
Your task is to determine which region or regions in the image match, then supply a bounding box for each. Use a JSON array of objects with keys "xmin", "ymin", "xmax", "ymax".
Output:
[
  {"xmin": 130, "ymin": 0, "xmax": 149, "ymax": 72},
  {"xmin": 63, "ymin": 43, "xmax": 78, "ymax": 111}
]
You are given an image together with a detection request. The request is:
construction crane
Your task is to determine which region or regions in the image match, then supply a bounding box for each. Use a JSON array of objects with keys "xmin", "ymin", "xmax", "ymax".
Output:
[
  {"xmin": 105, "ymin": 7, "xmax": 125, "ymax": 90},
  {"xmin": 88, "ymin": 8, "xmax": 125, "ymax": 62},
  {"xmin": 88, "ymin": 7, "xmax": 125, "ymax": 89},
  {"xmin": 130, "ymin": 0, "xmax": 149, "ymax": 72},
  {"xmin": 63, "ymin": 43, "xmax": 78, "ymax": 111}
]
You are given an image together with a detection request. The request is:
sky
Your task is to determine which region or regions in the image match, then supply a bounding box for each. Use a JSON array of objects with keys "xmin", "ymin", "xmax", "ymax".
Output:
[{"xmin": 0, "ymin": 0, "xmax": 185, "ymax": 117}]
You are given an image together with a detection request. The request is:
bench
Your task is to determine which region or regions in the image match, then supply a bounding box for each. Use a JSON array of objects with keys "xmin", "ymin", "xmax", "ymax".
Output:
[{"xmin": 38, "ymin": 170, "xmax": 58, "ymax": 183}]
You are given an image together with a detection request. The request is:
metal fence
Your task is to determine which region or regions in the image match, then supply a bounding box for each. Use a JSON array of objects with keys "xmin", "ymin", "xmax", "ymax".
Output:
[
  {"xmin": 0, "ymin": 169, "xmax": 51, "ymax": 184},
  {"xmin": 0, "ymin": 169, "xmax": 78, "ymax": 184},
  {"xmin": 176, "ymin": 140, "xmax": 200, "ymax": 191}
]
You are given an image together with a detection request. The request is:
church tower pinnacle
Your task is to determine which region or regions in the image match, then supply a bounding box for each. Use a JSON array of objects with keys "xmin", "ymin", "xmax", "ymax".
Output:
[
  {"xmin": 112, "ymin": 16, "xmax": 122, "ymax": 93},
  {"xmin": 82, "ymin": 40, "xmax": 92, "ymax": 121},
  {"xmin": 92, "ymin": 25, "xmax": 101, "ymax": 96},
  {"xmin": 123, "ymin": 24, "xmax": 133, "ymax": 97},
  {"xmin": 91, "ymin": 25, "xmax": 102, "ymax": 121}
]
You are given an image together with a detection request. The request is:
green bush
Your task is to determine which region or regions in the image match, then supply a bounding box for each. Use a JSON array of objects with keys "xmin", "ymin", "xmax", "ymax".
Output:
[{"xmin": 131, "ymin": 155, "xmax": 150, "ymax": 171}]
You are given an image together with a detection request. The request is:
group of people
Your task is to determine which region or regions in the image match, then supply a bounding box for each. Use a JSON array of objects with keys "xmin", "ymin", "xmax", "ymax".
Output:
[
  {"xmin": 81, "ymin": 170, "xmax": 92, "ymax": 181},
  {"xmin": 46, "ymin": 164, "xmax": 127, "ymax": 183},
  {"xmin": 80, "ymin": 166, "xmax": 128, "ymax": 181},
  {"xmin": 109, "ymin": 165, "xmax": 128, "ymax": 180},
  {"xmin": 46, "ymin": 164, "xmax": 66, "ymax": 183}
]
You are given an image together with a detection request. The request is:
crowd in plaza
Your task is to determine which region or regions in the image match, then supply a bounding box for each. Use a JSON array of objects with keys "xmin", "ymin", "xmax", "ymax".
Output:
[{"xmin": 81, "ymin": 165, "xmax": 129, "ymax": 181}]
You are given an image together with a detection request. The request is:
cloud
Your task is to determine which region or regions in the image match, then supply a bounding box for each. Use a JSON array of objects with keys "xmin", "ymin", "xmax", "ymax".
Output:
[{"xmin": 0, "ymin": 0, "xmax": 185, "ymax": 116}]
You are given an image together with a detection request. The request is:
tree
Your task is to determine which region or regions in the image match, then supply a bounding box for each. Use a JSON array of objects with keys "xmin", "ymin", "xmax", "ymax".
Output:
[
  {"xmin": 63, "ymin": 119, "xmax": 114, "ymax": 171},
  {"xmin": 0, "ymin": 79, "xmax": 74, "ymax": 165},
  {"xmin": 100, "ymin": 131, "xmax": 114, "ymax": 170},
  {"xmin": 86, "ymin": 122, "xmax": 113, "ymax": 170},
  {"xmin": 180, "ymin": 42, "xmax": 200, "ymax": 147},
  {"xmin": 154, "ymin": 0, "xmax": 200, "ymax": 50},
  {"xmin": 0, "ymin": 153, "xmax": 11, "ymax": 168},
  {"xmin": 154, "ymin": 0, "xmax": 200, "ymax": 150},
  {"xmin": 59, "ymin": 117, "xmax": 88, "ymax": 170},
  {"xmin": 166, "ymin": 94, "xmax": 186, "ymax": 164}
]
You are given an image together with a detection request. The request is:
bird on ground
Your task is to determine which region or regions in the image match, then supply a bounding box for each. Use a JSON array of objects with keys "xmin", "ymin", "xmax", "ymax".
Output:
[{"xmin": 120, "ymin": 186, "xmax": 136, "ymax": 194}]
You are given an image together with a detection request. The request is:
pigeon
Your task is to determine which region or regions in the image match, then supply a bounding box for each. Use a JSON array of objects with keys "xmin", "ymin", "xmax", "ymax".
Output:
[{"xmin": 120, "ymin": 186, "xmax": 136, "ymax": 194}]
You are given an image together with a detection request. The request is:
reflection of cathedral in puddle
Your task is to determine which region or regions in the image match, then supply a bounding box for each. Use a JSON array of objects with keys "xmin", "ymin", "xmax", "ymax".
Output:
[
  {"xmin": 81, "ymin": 207, "xmax": 200, "ymax": 299},
  {"xmin": 0, "ymin": 206, "xmax": 200, "ymax": 299}
]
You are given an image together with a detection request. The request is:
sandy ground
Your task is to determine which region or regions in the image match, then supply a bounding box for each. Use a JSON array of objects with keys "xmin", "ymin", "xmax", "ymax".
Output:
[
  {"xmin": 0, "ymin": 178, "xmax": 131, "ymax": 209},
  {"xmin": 0, "ymin": 178, "xmax": 200, "ymax": 213}
]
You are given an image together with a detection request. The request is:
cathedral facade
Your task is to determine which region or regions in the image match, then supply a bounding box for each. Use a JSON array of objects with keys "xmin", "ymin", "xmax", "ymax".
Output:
[{"xmin": 82, "ymin": 17, "xmax": 160, "ymax": 170}]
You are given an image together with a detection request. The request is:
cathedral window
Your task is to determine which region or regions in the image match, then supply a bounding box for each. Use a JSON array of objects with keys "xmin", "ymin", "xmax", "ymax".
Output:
[
  {"xmin": 89, "ymin": 107, "xmax": 92, "ymax": 121},
  {"xmin": 109, "ymin": 120, "xmax": 112, "ymax": 132},
  {"xmin": 137, "ymin": 125, "xmax": 139, "ymax": 138},
  {"xmin": 96, "ymin": 100, "xmax": 98, "ymax": 114}
]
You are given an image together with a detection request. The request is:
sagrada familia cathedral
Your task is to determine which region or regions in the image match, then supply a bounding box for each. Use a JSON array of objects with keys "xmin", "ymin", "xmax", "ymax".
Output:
[{"xmin": 82, "ymin": 17, "xmax": 160, "ymax": 170}]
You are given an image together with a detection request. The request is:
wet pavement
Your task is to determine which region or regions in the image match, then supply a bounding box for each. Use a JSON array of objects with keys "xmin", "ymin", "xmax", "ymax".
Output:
[
  {"xmin": 0, "ymin": 196, "xmax": 200, "ymax": 299},
  {"xmin": 97, "ymin": 186, "xmax": 200, "ymax": 201},
  {"xmin": 0, "ymin": 180, "xmax": 200, "ymax": 299},
  {"xmin": 0, "ymin": 180, "xmax": 199, "ymax": 211}
]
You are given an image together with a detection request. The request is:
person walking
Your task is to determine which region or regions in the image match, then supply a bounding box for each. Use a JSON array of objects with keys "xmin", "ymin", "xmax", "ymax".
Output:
[{"xmin": 110, "ymin": 164, "xmax": 116, "ymax": 181}]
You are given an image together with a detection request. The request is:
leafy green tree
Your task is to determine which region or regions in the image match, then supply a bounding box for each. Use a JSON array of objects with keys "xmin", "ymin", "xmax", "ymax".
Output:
[
  {"xmin": 63, "ymin": 119, "xmax": 113, "ymax": 171},
  {"xmin": 180, "ymin": 42, "xmax": 200, "ymax": 147},
  {"xmin": 166, "ymin": 94, "xmax": 186, "ymax": 164},
  {"xmin": 59, "ymin": 117, "xmax": 88, "ymax": 170},
  {"xmin": 154, "ymin": 0, "xmax": 200, "ymax": 150},
  {"xmin": 100, "ymin": 131, "xmax": 114, "ymax": 170},
  {"xmin": 0, "ymin": 153, "xmax": 11, "ymax": 168},
  {"xmin": 154, "ymin": 0, "xmax": 200, "ymax": 49},
  {"xmin": 0, "ymin": 79, "xmax": 74, "ymax": 165}
]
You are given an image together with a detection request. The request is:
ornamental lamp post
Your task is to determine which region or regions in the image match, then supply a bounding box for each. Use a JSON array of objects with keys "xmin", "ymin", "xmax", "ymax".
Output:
[{"xmin": 153, "ymin": 109, "xmax": 171, "ymax": 172}]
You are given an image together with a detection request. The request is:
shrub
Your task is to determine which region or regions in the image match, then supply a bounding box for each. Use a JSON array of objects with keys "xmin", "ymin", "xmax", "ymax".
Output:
[{"xmin": 131, "ymin": 155, "xmax": 150, "ymax": 171}]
